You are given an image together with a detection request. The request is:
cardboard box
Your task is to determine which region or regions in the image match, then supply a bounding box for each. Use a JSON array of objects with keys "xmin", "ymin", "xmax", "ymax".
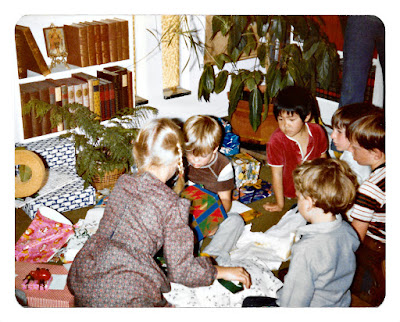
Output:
[
  {"xmin": 180, "ymin": 184, "xmax": 228, "ymax": 241},
  {"xmin": 15, "ymin": 261, "xmax": 74, "ymax": 307}
]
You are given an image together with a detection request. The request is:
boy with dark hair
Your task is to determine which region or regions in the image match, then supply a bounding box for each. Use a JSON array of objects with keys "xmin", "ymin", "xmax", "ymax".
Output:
[{"xmin": 264, "ymin": 86, "xmax": 328, "ymax": 212}]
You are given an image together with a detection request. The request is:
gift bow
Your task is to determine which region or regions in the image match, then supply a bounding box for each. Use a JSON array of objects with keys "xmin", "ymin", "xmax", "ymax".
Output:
[{"xmin": 243, "ymin": 179, "xmax": 263, "ymax": 190}]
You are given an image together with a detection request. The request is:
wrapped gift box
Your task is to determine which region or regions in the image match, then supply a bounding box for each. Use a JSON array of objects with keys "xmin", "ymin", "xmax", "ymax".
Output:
[
  {"xmin": 233, "ymin": 179, "xmax": 272, "ymax": 204},
  {"xmin": 22, "ymin": 276, "xmax": 53, "ymax": 290},
  {"xmin": 15, "ymin": 261, "xmax": 74, "ymax": 307},
  {"xmin": 21, "ymin": 178, "xmax": 96, "ymax": 219},
  {"xmin": 218, "ymin": 118, "xmax": 240, "ymax": 156},
  {"xmin": 15, "ymin": 137, "xmax": 75, "ymax": 169},
  {"xmin": 180, "ymin": 184, "xmax": 228, "ymax": 241},
  {"xmin": 231, "ymin": 152, "xmax": 261, "ymax": 188}
]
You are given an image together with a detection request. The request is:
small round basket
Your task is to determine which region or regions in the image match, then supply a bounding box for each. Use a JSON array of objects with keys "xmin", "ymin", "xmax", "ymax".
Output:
[{"xmin": 92, "ymin": 168, "xmax": 125, "ymax": 191}]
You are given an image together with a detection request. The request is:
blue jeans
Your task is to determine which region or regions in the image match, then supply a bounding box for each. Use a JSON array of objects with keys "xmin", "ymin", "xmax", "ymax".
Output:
[{"xmin": 339, "ymin": 15, "xmax": 385, "ymax": 108}]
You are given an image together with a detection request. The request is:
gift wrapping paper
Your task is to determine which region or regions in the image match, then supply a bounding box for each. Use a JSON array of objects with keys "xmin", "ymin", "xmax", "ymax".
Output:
[
  {"xmin": 231, "ymin": 152, "xmax": 261, "ymax": 188},
  {"xmin": 180, "ymin": 184, "xmax": 228, "ymax": 241}
]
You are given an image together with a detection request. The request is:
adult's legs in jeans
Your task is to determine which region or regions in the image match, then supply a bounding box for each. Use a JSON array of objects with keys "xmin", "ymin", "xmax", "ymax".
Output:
[{"xmin": 339, "ymin": 15, "xmax": 385, "ymax": 108}]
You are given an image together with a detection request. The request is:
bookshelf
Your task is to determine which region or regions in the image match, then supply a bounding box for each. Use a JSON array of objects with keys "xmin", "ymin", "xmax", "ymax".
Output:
[{"xmin": 14, "ymin": 14, "xmax": 136, "ymax": 143}]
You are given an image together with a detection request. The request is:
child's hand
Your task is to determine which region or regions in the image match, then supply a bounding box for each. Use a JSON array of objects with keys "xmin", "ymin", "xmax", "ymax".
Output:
[
  {"xmin": 216, "ymin": 266, "xmax": 252, "ymax": 289},
  {"xmin": 263, "ymin": 202, "xmax": 284, "ymax": 212}
]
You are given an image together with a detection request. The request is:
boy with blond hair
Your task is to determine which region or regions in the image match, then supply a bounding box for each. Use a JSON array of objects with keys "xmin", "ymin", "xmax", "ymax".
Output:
[
  {"xmin": 277, "ymin": 158, "xmax": 360, "ymax": 307},
  {"xmin": 183, "ymin": 115, "xmax": 244, "ymax": 265}
]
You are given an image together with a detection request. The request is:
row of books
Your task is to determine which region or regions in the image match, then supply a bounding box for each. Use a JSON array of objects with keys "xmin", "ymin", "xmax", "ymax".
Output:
[
  {"xmin": 315, "ymin": 60, "xmax": 376, "ymax": 104},
  {"xmin": 64, "ymin": 18, "xmax": 129, "ymax": 68},
  {"xmin": 20, "ymin": 65, "xmax": 133, "ymax": 139}
]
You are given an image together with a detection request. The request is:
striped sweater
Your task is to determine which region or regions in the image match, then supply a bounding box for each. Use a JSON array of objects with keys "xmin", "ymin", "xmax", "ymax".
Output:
[{"xmin": 349, "ymin": 163, "xmax": 385, "ymax": 243}]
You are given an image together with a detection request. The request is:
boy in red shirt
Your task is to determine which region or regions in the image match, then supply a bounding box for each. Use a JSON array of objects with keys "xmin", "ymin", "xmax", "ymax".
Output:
[{"xmin": 264, "ymin": 86, "xmax": 328, "ymax": 212}]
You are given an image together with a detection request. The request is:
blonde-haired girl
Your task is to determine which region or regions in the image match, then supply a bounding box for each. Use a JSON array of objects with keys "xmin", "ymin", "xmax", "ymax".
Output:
[{"xmin": 67, "ymin": 118, "xmax": 251, "ymax": 307}]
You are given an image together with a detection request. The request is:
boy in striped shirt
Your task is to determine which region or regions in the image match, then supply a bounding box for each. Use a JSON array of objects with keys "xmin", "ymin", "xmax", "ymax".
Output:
[{"xmin": 346, "ymin": 110, "xmax": 385, "ymax": 306}]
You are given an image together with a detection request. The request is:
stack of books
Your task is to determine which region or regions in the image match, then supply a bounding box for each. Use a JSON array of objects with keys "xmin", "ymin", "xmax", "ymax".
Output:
[
  {"xmin": 19, "ymin": 66, "xmax": 135, "ymax": 139},
  {"xmin": 64, "ymin": 18, "xmax": 130, "ymax": 68}
]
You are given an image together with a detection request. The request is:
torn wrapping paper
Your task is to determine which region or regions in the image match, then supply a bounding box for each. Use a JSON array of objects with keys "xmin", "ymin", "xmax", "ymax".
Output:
[
  {"xmin": 229, "ymin": 205, "xmax": 307, "ymax": 269},
  {"xmin": 15, "ymin": 206, "xmax": 76, "ymax": 263},
  {"xmin": 52, "ymin": 207, "xmax": 105, "ymax": 263},
  {"xmin": 164, "ymin": 257, "xmax": 283, "ymax": 307}
]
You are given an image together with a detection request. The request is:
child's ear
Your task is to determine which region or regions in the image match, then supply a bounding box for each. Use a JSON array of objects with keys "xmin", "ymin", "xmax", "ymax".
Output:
[
  {"xmin": 305, "ymin": 196, "xmax": 314, "ymax": 211},
  {"xmin": 213, "ymin": 146, "xmax": 219, "ymax": 154},
  {"xmin": 372, "ymin": 148, "xmax": 384, "ymax": 161},
  {"xmin": 304, "ymin": 113, "xmax": 312, "ymax": 123}
]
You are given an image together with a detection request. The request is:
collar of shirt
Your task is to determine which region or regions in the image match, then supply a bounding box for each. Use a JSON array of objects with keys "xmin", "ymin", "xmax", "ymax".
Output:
[
  {"xmin": 295, "ymin": 214, "xmax": 343, "ymax": 241},
  {"xmin": 283, "ymin": 123, "xmax": 314, "ymax": 160}
]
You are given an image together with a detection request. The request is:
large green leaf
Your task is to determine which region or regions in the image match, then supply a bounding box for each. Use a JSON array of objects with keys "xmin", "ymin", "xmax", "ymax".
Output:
[
  {"xmin": 317, "ymin": 48, "xmax": 330, "ymax": 88},
  {"xmin": 204, "ymin": 64, "xmax": 215, "ymax": 93},
  {"xmin": 249, "ymin": 87, "xmax": 263, "ymax": 131},
  {"xmin": 228, "ymin": 75, "xmax": 244, "ymax": 117},
  {"xmin": 215, "ymin": 70, "xmax": 229, "ymax": 94},
  {"xmin": 303, "ymin": 41, "xmax": 319, "ymax": 60},
  {"xmin": 257, "ymin": 44, "xmax": 267, "ymax": 67}
]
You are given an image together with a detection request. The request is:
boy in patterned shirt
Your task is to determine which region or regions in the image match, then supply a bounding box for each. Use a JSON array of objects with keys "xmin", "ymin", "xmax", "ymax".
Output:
[{"xmin": 346, "ymin": 109, "xmax": 385, "ymax": 306}]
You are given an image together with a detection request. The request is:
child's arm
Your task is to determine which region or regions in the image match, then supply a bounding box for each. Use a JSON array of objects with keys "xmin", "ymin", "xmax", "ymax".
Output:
[
  {"xmin": 218, "ymin": 190, "xmax": 232, "ymax": 213},
  {"xmin": 351, "ymin": 219, "xmax": 369, "ymax": 241},
  {"xmin": 215, "ymin": 265, "xmax": 252, "ymax": 289},
  {"xmin": 263, "ymin": 166, "xmax": 285, "ymax": 212}
]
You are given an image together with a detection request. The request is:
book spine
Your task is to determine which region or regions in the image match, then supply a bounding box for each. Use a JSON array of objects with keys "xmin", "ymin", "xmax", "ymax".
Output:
[
  {"xmin": 53, "ymin": 83, "xmax": 64, "ymax": 131},
  {"xmin": 109, "ymin": 82, "xmax": 116, "ymax": 117},
  {"xmin": 85, "ymin": 23, "xmax": 96, "ymax": 66},
  {"xmin": 127, "ymin": 70, "xmax": 133, "ymax": 108},
  {"xmin": 92, "ymin": 23, "xmax": 102, "ymax": 65},
  {"xmin": 120, "ymin": 19, "xmax": 130, "ymax": 60},
  {"xmin": 104, "ymin": 82, "xmax": 111, "ymax": 119},
  {"xmin": 92, "ymin": 79, "xmax": 101, "ymax": 116},
  {"xmin": 67, "ymin": 84, "xmax": 75, "ymax": 104},
  {"xmin": 16, "ymin": 25, "xmax": 50, "ymax": 76},
  {"xmin": 48, "ymin": 85, "xmax": 58, "ymax": 133},
  {"xmin": 106, "ymin": 21, "xmax": 118, "ymax": 62},
  {"xmin": 78, "ymin": 27, "xmax": 89, "ymax": 67},
  {"xmin": 74, "ymin": 84, "xmax": 83, "ymax": 105},
  {"xmin": 19, "ymin": 86, "xmax": 33, "ymax": 139},
  {"xmin": 29, "ymin": 89, "xmax": 42, "ymax": 137},
  {"xmin": 114, "ymin": 20, "xmax": 123, "ymax": 61},
  {"xmin": 99, "ymin": 82, "xmax": 106, "ymax": 120},
  {"xmin": 98, "ymin": 23, "xmax": 110, "ymax": 64},
  {"xmin": 37, "ymin": 84, "xmax": 52, "ymax": 135},
  {"xmin": 82, "ymin": 82, "xmax": 89, "ymax": 108}
]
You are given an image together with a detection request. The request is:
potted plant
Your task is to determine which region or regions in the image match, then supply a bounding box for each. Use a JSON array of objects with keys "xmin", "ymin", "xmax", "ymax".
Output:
[
  {"xmin": 22, "ymin": 101, "xmax": 157, "ymax": 189},
  {"xmin": 198, "ymin": 15, "xmax": 340, "ymax": 143}
]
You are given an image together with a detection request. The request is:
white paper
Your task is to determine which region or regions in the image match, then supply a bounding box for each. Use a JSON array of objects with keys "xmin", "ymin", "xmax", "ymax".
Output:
[{"xmin": 48, "ymin": 274, "xmax": 67, "ymax": 290}]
